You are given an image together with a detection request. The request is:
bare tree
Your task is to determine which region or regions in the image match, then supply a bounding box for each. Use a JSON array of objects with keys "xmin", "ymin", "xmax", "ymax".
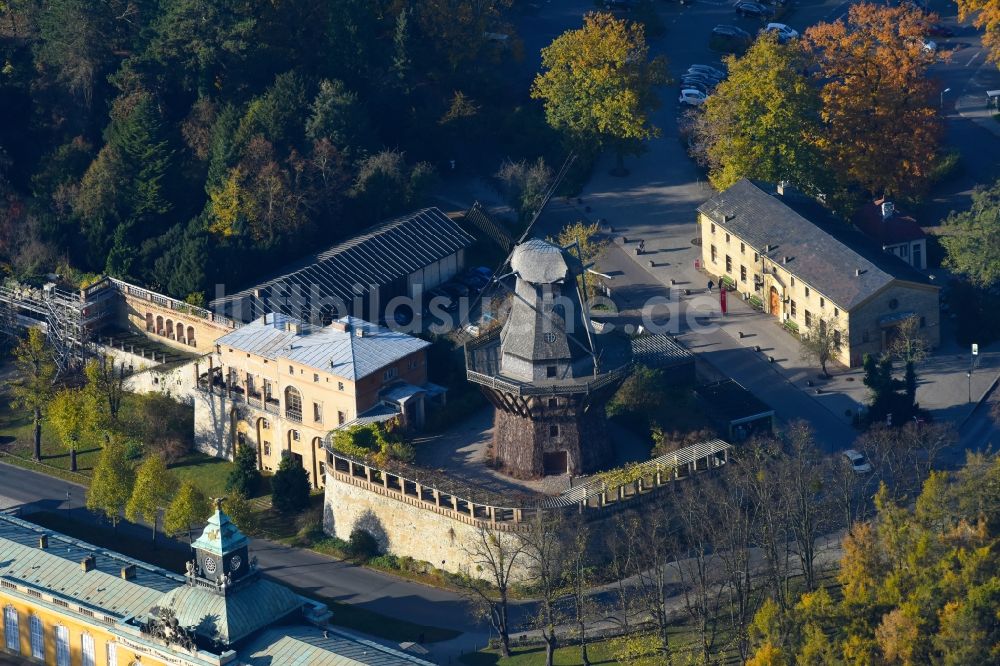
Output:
[
  {"xmin": 632, "ymin": 506, "xmax": 678, "ymax": 665},
  {"xmin": 605, "ymin": 513, "xmax": 641, "ymax": 633},
  {"xmin": 799, "ymin": 318, "xmax": 842, "ymax": 378},
  {"xmin": 85, "ymin": 355, "xmax": 128, "ymax": 423},
  {"xmin": 829, "ymin": 453, "xmax": 873, "ymax": 532},
  {"xmin": 857, "ymin": 422, "xmax": 955, "ymax": 500},
  {"xmin": 671, "ymin": 478, "xmax": 726, "ymax": 663},
  {"xmin": 710, "ymin": 471, "xmax": 761, "ymax": 662},
  {"xmin": 887, "ymin": 314, "xmax": 929, "ymax": 365},
  {"xmin": 456, "ymin": 525, "xmax": 527, "ymax": 658},
  {"xmin": 519, "ymin": 514, "xmax": 568, "ymax": 666},
  {"xmin": 780, "ymin": 422, "xmax": 834, "ymax": 591},
  {"xmin": 567, "ymin": 521, "xmax": 596, "ymax": 666},
  {"xmin": 735, "ymin": 438, "xmax": 792, "ymax": 611}
]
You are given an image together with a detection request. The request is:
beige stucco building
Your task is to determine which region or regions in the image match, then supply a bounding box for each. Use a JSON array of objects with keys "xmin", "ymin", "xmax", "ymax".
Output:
[
  {"xmin": 698, "ymin": 180, "xmax": 940, "ymax": 368},
  {"xmin": 193, "ymin": 314, "xmax": 437, "ymax": 487}
]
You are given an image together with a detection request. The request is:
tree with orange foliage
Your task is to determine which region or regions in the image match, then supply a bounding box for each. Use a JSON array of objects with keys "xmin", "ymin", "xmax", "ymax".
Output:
[
  {"xmin": 805, "ymin": 3, "xmax": 943, "ymax": 200},
  {"xmin": 956, "ymin": 0, "xmax": 1000, "ymax": 65}
]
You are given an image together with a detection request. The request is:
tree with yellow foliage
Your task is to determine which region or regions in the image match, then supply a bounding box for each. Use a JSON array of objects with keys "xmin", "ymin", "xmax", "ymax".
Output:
[{"xmin": 531, "ymin": 12, "xmax": 668, "ymax": 175}]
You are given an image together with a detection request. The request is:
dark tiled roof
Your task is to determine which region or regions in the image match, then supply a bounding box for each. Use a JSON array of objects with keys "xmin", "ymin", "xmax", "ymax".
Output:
[
  {"xmin": 695, "ymin": 379, "xmax": 774, "ymax": 422},
  {"xmin": 697, "ymin": 179, "xmax": 934, "ymax": 310},
  {"xmin": 211, "ymin": 207, "xmax": 475, "ymax": 314},
  {"xmin": 854, "ymin": 199, "xmax": 926, "ymax": 245}
]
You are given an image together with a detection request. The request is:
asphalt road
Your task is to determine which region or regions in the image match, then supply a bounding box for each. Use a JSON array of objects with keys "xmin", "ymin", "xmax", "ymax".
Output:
[{"xmin": 0, "ymin": 462, "xmax": 486, "ymax": 640}]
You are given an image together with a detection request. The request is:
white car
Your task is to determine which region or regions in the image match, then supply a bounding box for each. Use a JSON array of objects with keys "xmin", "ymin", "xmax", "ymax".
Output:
[
  {"xmin": 843, "ymin": 449, "xmax": 872, "ymax": 474},
  {"xmin": 922, "ymin": 38, "xmax": 937, "ymax": 52},
  {"xmin": 678, "ymin": 89, "xmax": 708, "ymax": 106},
  {"xmin": 764, "ymin": 23, "xmax": 799, "ymax": 42}
]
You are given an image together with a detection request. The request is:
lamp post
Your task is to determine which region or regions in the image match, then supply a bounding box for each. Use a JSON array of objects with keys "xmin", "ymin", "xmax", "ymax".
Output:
[
  {"xmin": 940, "ymin": 87, "xmax": 951, "ymax": 110},
  {"xmin": 65, "ymin": 490, "xmax": 71, "ymax": 518}
]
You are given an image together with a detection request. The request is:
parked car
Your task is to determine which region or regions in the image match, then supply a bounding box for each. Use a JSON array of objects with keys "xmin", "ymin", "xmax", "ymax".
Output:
[
  {"xmin": 680, "ymin": 80, "xmax": 710, "ymax": 94},
  {"xmin": 926, "ymin": 23, "xmax": 954, "ymax": 38},
  {"xmin": 710, "ymin": 25, "xmax": 752, "ymax": 53},
  {"xmin": 683, "ymin": 71, "xmax": 720, "ymax": 86},
  {"xmin": 735, "ymin": 1, "xmax": 774, "ymax": 19},
  {"xmin": 688, "ymin": 64, "xmax": 727, "ymax": 80},
  {"xmin": 843, "ymin": 449, "xmax": 873, "ymax": 474},
  {"xmin": 921, "ymin": 38, "xmax": 937, "ymax": 52},
  {"xmin": 459, "ymin": 270, "xmax": 490, "ymax": 291},
  {"xmin": 682, "ymin": 73, "xmax": 717, "ymax": 89},
  {"xmin": 472, "ymin": 266, "xmax": 493, "ymax": 279},
  {"xmin": 763, "ymin": 22, "xmax": 798, "ymax": 42},
  {"xmin": 678, "ymin": 89, "xmax": 708, "ymax": 106}
]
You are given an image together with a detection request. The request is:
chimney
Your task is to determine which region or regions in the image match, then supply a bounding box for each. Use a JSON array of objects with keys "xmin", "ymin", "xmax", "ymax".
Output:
[
  {"xmin": 81, "ymin": 555, "xmax": 96, "ymax": 572},
  {"xmin": 285, "ymin": 321, "xmax": 301, "ymax": 335},
  {"xmin": 881, "ymin": 201, "xmax": 895, "ymax": 220},
  {"xmin": 723, "ymin": 213, "xmax": 735, "ymax": 222},
  {"xmin": 38, "ymin": 535, "xmax": 48, "ymax": 549},
  {"xmin": 782, "ymin": 256, "xmax": 790, "ymax": 265},
  {"xmin": 855, "ymin": 268, "xmax": 862, "ymax": 277},
  {"xmin": 328, "ymin": 320, "xmax": 348, "ymax": 333},
  {"xmin": 777, "ymin": 180, "xmax": 789, "ymax": 196},
  {"xmin": 355, "ymin": 326, "xmax": 366, "ymax": 338},
  {"xmin": 120, "ymin": 564, "xmax": 136, "ymax": 580}
]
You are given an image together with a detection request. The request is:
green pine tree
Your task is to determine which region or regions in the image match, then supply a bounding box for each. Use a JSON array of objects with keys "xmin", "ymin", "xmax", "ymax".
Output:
[
  {"xmin": 271, "ymin": 453, "xmax": 310, "ymax": 514},
  {"xmin": 226, "ymin": 443, "xmax": 261, "ymax": 497}
]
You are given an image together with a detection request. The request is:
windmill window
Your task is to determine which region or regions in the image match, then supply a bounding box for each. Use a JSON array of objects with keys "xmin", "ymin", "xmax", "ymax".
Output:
[{"xmin": 546, "ymin": 366, "xmax": 557, "ymax": 378}]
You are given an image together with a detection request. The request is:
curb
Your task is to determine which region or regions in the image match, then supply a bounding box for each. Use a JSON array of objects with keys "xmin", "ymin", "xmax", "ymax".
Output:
[{"xmin": 958, "ymin": 370, "xmax": 1000, "ymax": 431}]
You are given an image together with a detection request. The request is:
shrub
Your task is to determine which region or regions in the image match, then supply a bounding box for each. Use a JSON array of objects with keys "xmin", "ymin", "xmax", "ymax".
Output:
[
  {"xmin": 270, "ymin": 454, "xmax": 311, "ymax": 514},
  {"xmin": 346, "ymin": 528, "xmax": 380, "ymax": 560},
  {"xmin": 226, "ymin": 443, "xmax": 261, "ymax": 496},
  {"xmin": 294, "ymin": 506, "xmax": 325, "ymax": 544},
  {"xmin": 368, "ymin": 554, "xmax": 400, "ymax": 570}
]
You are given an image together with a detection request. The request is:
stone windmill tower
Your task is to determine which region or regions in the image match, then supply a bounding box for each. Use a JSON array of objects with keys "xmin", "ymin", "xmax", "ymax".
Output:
[{"xmin": 465, "ymin": 238, "xmax": 631, "ymax": 478}]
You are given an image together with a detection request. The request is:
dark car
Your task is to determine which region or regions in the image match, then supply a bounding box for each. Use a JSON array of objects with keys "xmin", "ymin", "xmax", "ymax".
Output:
[
  {"xmin": 683, "ymin": 72, "xmax": 718, "ymax": 87},
  {"xmin": 735, "ymin": 1, "xmax": 774, "ymax": 18},
  {"xmin": 710, "ymin": 25, "xmax": 752, "ymax": 53},
  {"xmin": 927, "ymin": 23, "xmax": 954, "ymax": 37},
  {"xmin": 688, "ymin": 64, "xmax": 727, "ymax": 80}
]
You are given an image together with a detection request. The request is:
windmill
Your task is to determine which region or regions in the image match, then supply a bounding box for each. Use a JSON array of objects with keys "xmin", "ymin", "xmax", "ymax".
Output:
[{"xmin": 463, "ymin": 155, "xmax": 633, "ymax": 478}]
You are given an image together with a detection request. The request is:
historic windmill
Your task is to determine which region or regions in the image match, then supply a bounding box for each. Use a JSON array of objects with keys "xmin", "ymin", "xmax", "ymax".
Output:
[{"xmin": 464, "ymin": 157, "xmax": 632, "ymax": 478}]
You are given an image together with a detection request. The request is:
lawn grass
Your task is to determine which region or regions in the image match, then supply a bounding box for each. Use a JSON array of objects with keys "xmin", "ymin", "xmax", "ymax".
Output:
[
  {"xmin": 168, "ymin": 451, "xmax": 235, "ymax": 497},
  {"xmin": 0, "ymin": 387, "xmax": 234, "ymax": 495}
]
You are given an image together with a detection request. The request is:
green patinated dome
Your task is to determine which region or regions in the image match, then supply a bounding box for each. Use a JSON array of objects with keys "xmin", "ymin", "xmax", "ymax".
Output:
[{"xmin": 191, "ymin": 507, "xmax": 249, "ymax": 557}]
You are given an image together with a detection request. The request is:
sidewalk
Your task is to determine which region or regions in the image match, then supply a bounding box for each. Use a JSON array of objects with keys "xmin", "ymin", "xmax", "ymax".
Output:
[{"xmin": 954, "ymin": 59, "xmax": 1000, "ymax": 139}]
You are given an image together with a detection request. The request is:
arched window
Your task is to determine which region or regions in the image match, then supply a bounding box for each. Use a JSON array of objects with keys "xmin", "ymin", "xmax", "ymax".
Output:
[
  {"xmin": 284, "ymin": 386, "xmax": 302, "ymax": 423},
  {"xmin": 29, "ymin": 615, "xmax": 43, "ymax": 659},
  {"xmin": 175, "ymin": 321, "xmax": 185, "ymax": 342},
  {"xmin": 165, "ymin": 319, "xmax": 174, "ymax": 339},
  {"xmin": 187, "ymin": 326, "xmax": 196, "ymax": 347},
  {"xmin": 155, "ymin": 315, "xmax": 164, "ymax": 335},
  {"xmin": 3, "ymin": 605, "xmax": 19, "ymax": 653},
  {"xmin": 145, "ymin": 313, "xmax": 154, "ymax": 332}
]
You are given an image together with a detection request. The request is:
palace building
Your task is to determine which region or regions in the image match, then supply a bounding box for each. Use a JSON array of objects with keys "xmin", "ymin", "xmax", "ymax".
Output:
[
  {"xmin": 0, "ymin": 506, "xmax": 431, "ymax": 665},
  {"xmin": 698, "ymin": 179, "xmax": 940, "ymax": 368},
  {"xmin": 193, "ymin": 313, "xmax": 441, "ymax": 484}
]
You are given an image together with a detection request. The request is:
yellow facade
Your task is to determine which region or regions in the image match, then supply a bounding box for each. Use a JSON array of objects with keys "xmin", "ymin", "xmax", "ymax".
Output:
[
  {"xmin": 699, "ymin": 212, "xmax": 940, "ymax": 367},
  {"xmin": 214, "ymin": 336, "xmax": 427, "ymax": 480},
  {"xmin": 1, "ymin": 588, "xmax": 168, "ymax": 666}
]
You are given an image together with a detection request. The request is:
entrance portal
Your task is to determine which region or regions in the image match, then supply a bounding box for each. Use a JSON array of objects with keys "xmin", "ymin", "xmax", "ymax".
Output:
[
  {"xmin": 543, "ymin": 450, "xmax": 568, "ymax": 475},
  {"xmin": 769, "ymin": 286, "xmax": 780, "ymax": 316}
]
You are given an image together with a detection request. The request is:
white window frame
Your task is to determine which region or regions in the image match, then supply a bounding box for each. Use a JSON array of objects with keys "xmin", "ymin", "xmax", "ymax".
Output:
[
  {"xmin": 106, "ymin": 641, "xmax": 118, "ymax": 666},
  {"xmin": 4, "ymin": 605, "xmax": 19, "ymax": 653},
  {"xmin": 82, "ymin": 632, "xmax": 95, "ymax": 666},
  {"xmin": 29, "ymin": 615, "xmax": 43, "ymax": 659},
  {"xmin": 55, "ymin": 625, "xmax": 70, "ymax": 666}
]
